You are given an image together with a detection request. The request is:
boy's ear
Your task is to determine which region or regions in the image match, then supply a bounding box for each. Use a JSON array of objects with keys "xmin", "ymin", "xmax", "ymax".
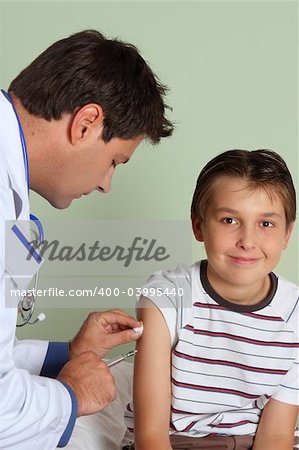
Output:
[
  {"xmin": 191, "ymin": 216, "xmax": 204, "ymax": 242},
  {"xmin": 283, "ymin": 222, "xmax": 294, "ymax": 249}
]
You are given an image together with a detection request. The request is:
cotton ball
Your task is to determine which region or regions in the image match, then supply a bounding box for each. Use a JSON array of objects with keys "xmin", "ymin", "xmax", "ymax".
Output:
[{"xmin": 133, "ymin": 324, "xmax": 144, "ymax": 336}]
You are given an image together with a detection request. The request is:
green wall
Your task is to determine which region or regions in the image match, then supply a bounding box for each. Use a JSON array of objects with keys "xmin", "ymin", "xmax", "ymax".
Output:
[{"xmin": 0, "ymin": 1, "xmax": 297, "ymax": 353}]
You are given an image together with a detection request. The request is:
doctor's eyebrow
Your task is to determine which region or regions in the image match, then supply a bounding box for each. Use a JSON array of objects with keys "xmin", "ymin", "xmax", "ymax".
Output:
[{"xmin": 117, "ymin": 154, "xmax": 130, "ymax": 164}]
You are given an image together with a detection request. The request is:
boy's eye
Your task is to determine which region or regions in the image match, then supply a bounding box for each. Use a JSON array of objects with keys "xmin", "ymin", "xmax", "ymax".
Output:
[
  {"xmin": 261, "ymin": 221, "xmax": 274, "ymax": 228},
  {"xmin": 223, "ymin": 217, "xmax": 237, "ymax": 225}
]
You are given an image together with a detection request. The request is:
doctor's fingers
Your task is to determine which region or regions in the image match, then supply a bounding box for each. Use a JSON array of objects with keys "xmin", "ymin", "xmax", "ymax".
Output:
[
  {"xmin": 99, "ymin": 326, "xmax": 143, "ymax": 353},
  {"xmin": 58, "ymin": 351, "xmax": 116, "ymax": 417},
  {"xmin": 69, "ymin": 310, "xmax": 142, "ymax": 359},
  {"xmin": 87, "ymin": 309, "xmax": 142, "ymax": 331}
]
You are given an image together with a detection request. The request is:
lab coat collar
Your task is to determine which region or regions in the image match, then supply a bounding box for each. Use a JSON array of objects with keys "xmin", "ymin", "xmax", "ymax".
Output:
[{"xmin": 0, "ymin": 91, "xmax": 29, "ymax": 218}]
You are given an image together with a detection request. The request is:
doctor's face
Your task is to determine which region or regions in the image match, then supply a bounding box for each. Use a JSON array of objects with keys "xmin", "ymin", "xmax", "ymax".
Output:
[{"xmin": 46, "ymin": 134, "xmax": 143, "ymax": 209}]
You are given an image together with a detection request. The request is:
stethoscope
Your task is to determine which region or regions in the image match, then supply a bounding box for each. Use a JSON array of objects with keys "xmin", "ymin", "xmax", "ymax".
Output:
[{"xmin": 2, "ymin": 90, "xmax": 46, "ymax": 326}]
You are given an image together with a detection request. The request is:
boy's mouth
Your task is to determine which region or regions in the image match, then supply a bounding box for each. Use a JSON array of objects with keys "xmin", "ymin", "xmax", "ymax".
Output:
[{"xmin": 229, "ymin": 256, "xmax": 260, "ymax": 265}]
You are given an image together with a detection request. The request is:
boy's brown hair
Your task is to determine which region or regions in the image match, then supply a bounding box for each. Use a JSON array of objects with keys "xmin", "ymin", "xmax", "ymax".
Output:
[{"xmin": 191, "ymin": 149, "xmax": 296, "ymax": 227}]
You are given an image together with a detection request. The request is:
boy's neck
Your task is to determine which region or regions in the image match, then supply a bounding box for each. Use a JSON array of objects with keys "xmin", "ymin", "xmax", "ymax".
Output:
[{"xmin": 206, "ymin": 264, "xmax": 271, "ymax": 306}]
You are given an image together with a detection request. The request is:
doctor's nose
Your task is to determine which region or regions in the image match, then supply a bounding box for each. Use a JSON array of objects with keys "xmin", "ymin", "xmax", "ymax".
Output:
[
  {"xmin": 236, "ymin": 226, "xmax": 256, "ymax": 251},
  {"xmin": 98, "ymin": 167, "xmax": 114, "ymax": 194}
]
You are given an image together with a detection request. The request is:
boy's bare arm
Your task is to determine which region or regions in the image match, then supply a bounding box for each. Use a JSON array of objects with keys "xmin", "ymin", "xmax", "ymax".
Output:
[
  {"xmin": 134, "ymin": 297, "xmax": 173, "ymax": 450},
  {"xmin": 253, "ymin": 398, "xmax": 298, "ymax": 450}
]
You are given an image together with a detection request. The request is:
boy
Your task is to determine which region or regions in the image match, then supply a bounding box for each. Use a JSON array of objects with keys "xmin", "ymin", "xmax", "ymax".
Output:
[{"xmin": 128, "ymin": 150, "xmax": 299, "ymax": 450}]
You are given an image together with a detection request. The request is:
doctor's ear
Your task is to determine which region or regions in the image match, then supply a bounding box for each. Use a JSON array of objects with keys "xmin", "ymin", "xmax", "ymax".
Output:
[
  {"xmin": 191, "ymin": 216, "xmax": 204, "ymax": 242},
  {"xmin": 70, "ymin": 104, "xmax": 104, "ymax": 144}
]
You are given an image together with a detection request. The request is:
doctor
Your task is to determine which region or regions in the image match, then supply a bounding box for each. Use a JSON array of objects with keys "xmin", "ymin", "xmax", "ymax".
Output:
[{"xmin": 0, "ymin": 30, "xmax": 173, "ymax": 449}]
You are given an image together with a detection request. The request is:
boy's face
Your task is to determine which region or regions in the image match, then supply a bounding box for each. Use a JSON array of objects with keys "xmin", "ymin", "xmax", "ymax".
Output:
[{"xmin": 192, "ymin": 176, "xmax": 293, "ymax": 304}]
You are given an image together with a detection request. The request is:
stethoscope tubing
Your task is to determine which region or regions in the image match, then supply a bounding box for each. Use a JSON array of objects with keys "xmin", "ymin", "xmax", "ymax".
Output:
[
  {"xmin": 1, "ymin": 90, "xmax": 44, "ymax": 241},
  {"xmin": 1, "ymin": 89, "xmax": 44, "ymax": 326}
]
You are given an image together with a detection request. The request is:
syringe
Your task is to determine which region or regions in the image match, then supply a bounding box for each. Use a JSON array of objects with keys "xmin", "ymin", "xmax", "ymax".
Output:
[{"xmin": 107, "ymin": 349, "xmax": 138, "ymax": 367}]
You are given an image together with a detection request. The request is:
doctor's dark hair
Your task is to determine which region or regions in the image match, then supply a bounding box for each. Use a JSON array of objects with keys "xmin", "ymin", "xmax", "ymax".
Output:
[
  {"xmin": 191, "ymin": 149, "xmax": 296, "ymax": 227},
  {"xmin": 9, "ymin": 30, "xmax": 173, "ymax": 143}
]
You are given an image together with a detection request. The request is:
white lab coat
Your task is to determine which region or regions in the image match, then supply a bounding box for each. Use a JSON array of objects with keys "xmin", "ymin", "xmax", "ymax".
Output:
[{"xmin": 0, "ymin": 91, "xmax": 74, "ymax": 449}]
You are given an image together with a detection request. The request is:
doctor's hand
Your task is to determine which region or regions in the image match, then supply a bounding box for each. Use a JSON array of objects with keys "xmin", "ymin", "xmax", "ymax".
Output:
[
  {"xmin": 69, "ymin": 309, "xmax": 143, "ymax": 360},
  {"xmin": 58, "ymin": 351, "xmax": 116, "ymax": 416}
]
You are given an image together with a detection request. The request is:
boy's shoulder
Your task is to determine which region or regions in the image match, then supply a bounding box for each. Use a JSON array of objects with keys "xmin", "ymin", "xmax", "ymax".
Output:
[
  {"xmin": 271, "ymin": 273, "xmax": 299, "ymax": 330},
  {"xmin": 145, "ymin": 261, "xmax": 193, "ymax": 284},
  {"xmin": 145, "ymin": 260, "xmax": 203, "ymax": 290}
]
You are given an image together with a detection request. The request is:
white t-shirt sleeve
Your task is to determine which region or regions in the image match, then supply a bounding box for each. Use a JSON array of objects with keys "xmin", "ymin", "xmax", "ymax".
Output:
[
  {"xmin": 272, "ymin": 357, "xmax": 299, "ymax": 405},
  {"xmin": 272, "ymin": 285, "xmax": 299, "ymax": 406},
  {"xmin": 137, "ymin": 264, "xmax": 192, "ymax": 347}
]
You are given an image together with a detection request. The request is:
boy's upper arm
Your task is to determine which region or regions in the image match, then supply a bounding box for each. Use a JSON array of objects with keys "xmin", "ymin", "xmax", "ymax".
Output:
[
  {"xmin": 133, "ymin": 297, "xmax": 172, "ymax": 447},
  {"xmin": 253, "ymin": 398, "xmax": 299, "ymax": 449}
]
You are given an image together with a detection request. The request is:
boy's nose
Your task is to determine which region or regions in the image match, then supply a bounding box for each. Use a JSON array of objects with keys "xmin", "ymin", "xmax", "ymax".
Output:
[{"xmin": 236, "ymin": 226, "xmax": 256, "ymax": 250}]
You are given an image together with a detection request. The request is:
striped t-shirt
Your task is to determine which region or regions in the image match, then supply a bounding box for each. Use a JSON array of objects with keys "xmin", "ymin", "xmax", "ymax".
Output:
[{"xmin": 127, "ymin": 260, "xmax": 299, "ymax": 438}]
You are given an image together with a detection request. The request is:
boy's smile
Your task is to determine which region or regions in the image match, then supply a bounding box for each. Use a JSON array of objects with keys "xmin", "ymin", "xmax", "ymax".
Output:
[{"xmin": 192, "ymin": 176, "xmax": 293, "ymax": 305}]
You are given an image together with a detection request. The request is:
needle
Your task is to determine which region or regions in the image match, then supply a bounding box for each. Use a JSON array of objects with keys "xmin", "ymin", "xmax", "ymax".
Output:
[{"xmin": 107, "ymin": 349, "xmax": 138, "ymax": 367}]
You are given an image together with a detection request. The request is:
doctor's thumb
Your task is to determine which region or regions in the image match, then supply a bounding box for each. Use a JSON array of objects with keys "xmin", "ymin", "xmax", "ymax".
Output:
[{"xmin": 110, "ymin": 326, "xmax": 143, "ymax": 348}]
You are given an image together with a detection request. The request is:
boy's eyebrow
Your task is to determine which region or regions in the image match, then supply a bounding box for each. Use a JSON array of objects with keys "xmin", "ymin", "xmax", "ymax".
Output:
[
  {"xmin": 216, "ymin": 207, "xmax": 283, "ymax": 218},
  {"xmin": 216, "ymin": 208, "xmax": 239, "ymax": 215},
  {"xmin": 260, "ymin": 212, "xmax": 283, "ymax": 219}
]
